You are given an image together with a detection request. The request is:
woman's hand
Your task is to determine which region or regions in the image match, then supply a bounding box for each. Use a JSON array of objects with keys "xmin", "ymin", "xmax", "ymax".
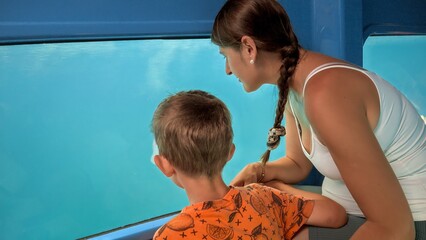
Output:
[
  {"xmin": 230, "ymin": 162, "xmax": 263, "ymax": 186},
  {"xmin": 230, "ymin": 155, "xmax": 313, "ymax": 186}
]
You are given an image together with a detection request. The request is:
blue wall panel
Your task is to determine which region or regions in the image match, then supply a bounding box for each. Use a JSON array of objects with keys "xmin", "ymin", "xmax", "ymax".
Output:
[
  {"xmin": 2, "ymin": 0, "xmax": 426, "ymax": 62},
  {"xmin": 0, "ymin": 0, "xmax": 224, "ymax": 42},
  {"xmin": 363, "ymin": 0, "xmax": 426, "ymax": 38}
]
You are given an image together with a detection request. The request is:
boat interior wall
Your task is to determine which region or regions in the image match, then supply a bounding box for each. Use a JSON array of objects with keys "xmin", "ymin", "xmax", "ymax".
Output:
[{"xmin": 2, "ymin": 0, "xmax": 425, "ymax": 64}]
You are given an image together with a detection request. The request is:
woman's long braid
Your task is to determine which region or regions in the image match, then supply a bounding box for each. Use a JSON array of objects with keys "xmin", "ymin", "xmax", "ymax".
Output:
[
  {"xmin": 211, "ymin": 0, "xmax": 303, "ymax": 180},
  {"xmin": 259, "ymin": 41, "xmax": 300, "ymax": 165}
]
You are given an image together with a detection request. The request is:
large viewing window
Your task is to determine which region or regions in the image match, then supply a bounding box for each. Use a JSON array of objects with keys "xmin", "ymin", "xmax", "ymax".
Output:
[
  {"xmin": 0, "ymin": 38, "xmax": 285, "ymax": 239},
  {"xmin": 3, "ymin": 34, "xmax": 424, "ymax": 240}
]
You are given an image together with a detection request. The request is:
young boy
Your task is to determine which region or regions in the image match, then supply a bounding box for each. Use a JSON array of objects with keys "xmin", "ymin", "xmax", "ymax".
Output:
[{"xmin": 151, "ymin": 90, "xmax": 347, "ymax": 240}]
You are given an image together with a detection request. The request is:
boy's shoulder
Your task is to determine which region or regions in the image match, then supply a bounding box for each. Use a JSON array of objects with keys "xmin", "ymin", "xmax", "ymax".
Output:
[
  {"xmin": 154, "ymin": 212, "xmax": 195, "ymax": 239},
  {"xmin": 153, "ymin": 211, "xmax": 235, "ymax": 240},
  {"xmin": 243, "ymin": 182, "xmax": 284, "ymax": 195}
]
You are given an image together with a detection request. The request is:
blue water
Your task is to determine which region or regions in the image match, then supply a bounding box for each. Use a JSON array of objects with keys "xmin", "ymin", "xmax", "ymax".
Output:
[
  {"xmin": 0, "ymin": 39, "xmax": 281, "ymax": 239},
  {"xmin": 0, "ymin": 35, "xmax": 424, "ymax": 240}
]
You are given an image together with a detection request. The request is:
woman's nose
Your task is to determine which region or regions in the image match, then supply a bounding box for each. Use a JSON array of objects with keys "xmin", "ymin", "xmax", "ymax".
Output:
[{"xmin": 225, "ymin": 62, "xmax": 232, "ymax": 75}]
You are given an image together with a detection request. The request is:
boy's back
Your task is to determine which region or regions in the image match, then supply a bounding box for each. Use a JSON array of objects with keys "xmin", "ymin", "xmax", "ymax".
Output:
[{"xmin": 154, "ymin": 183, "xmax": 313, "ymax": 240}]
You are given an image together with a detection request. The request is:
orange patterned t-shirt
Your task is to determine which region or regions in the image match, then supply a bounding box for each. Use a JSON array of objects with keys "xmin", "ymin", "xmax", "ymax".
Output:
[{"xmin": 153, "ymin": 183, "xmax": 314, "ymax": 240}]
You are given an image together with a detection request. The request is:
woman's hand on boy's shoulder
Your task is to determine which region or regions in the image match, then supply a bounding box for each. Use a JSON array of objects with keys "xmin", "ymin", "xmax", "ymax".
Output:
[{"xmin": 230, "ymin": 162, "xmax": 263, "ymax": 186}]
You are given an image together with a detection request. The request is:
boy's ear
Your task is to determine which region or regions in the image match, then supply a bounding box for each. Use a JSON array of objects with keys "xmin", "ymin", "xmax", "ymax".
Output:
[
  {"xmin": 227, "ymin": 143, "xmax": 236, "ymax": 162},
  {"xmin": 240, "ymin": 35, "xmax": 257, "ymax": 60},
  {"xmin": 153, "ymin": 155, "xmax": 175, "ymax": 177}
]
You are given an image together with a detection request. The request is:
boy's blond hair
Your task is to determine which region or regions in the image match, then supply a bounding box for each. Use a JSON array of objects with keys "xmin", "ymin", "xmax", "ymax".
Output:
[{"xmin": 151, "ymin": 90, "xmax": 233, "ymax": 178}]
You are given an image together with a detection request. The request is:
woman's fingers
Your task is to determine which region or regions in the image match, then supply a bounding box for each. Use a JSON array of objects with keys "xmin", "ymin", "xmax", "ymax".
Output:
[{"xmin": 230, "ymin": 163, "xmax": 260, "ymax": 186}]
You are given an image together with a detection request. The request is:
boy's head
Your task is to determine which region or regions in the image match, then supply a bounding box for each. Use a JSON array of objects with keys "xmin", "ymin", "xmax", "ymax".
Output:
[{"xmin": 151, "ymin": 90, "xmax": 233, "ymax": 178}]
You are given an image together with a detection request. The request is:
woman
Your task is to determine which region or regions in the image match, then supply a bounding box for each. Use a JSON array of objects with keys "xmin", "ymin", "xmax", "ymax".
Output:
[{"xmin": 211, "ymin": 0, "xmax": 426, "ymax": 239}]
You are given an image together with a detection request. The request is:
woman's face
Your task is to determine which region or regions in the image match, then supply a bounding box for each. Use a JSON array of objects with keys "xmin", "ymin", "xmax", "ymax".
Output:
[{"xmin": 220, "ymin": 47, "xmax": 263, "ymax": 92}]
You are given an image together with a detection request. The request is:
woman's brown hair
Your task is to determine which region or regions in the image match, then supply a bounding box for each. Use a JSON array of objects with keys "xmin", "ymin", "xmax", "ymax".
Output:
[{"xmin": 211, "ymin": 0, "xmax": 300, "ymax": 164}]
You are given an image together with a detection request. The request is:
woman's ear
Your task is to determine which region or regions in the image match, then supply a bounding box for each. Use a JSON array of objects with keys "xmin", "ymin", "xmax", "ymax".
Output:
[
  {"xmin": 153, "ymin": 155, "xmax": 175, "ymax": 177},
  {"xmin": 241, "ymin": 35, "xmax": 257, "ymax": 62}
]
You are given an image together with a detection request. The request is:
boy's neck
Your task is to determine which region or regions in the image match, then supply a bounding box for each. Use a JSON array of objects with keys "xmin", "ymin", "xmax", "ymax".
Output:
[{"xmin": 180, "ymin": 174, "xmax": 230, "ymax": 205}]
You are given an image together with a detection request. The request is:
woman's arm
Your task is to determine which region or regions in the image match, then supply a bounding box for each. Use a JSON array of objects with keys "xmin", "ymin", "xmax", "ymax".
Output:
[
  {"xmin": 266, "ymin": 107, "xmax": 314, "ymax": 183},
  {"xmin": 230, "ymin": 107, "xmax": 313, "ymax": 186},
  {"xmin": 266, "ymin": 180, "xmax": 347, "ymax": 228},
  {"xmin": 304, "ymin": 69, "xmax": 415, "ymax": 239}
]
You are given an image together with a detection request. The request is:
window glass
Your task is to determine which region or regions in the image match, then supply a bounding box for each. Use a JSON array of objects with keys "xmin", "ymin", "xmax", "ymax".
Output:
[
  {"xmin": 0, "ymin": 39, "xmax": 283, "ymax": 239},
  {"xmin": 363, "ymin": 35, "xmax": 426, "ymax": 121}
]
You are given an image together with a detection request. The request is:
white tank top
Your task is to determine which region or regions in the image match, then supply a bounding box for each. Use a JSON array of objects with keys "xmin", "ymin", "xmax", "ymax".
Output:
[{"xmin": 289, "ymin": 63, "xmax": 426, "ymax": 220}]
